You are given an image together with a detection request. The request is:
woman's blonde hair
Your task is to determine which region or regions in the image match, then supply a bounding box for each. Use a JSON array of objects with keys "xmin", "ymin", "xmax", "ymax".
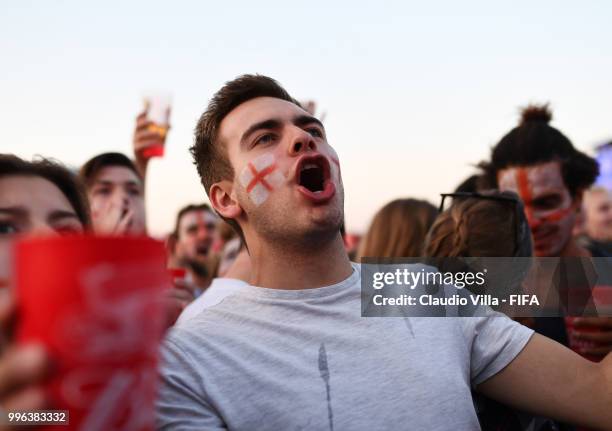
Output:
[{"xmin": 357, "ymin": 198, "xmax": 438, "ymax": 259}]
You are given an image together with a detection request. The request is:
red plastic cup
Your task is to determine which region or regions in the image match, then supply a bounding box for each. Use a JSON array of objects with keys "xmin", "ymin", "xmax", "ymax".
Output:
[
  {"xmin": 14, "ymin": 235, "xmax": 169, "ymax": 431},
  {"xmin": 565, "ymin": 317, "xmax": 600, "ymax": 362},
  {"xmin": 141, "ymin": 143, "xmax": 165, "ymax": 159},
  {"xmin": 565, "ymin": 286, "xmax": 612, "ymax": 362},
  {"xmin": 167, "ymin": 268, "xmax": 186, "ymax": 280}
]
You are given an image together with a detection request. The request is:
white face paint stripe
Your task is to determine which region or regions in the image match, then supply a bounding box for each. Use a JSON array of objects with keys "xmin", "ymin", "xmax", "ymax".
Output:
[
  {"xmin": 266, "ymin": 170, "xmax": 285, "ymax": 189},
  {"xmin": 249, "ymin": 183, "xmax": 269, "ymax": 206},
  {"xmin": 239, "ymin": 167, "xmax": 254, "ymax": 188},
  {"xmin": 252, "ymin": 153, "xmax": 275, "ymax": 171}
]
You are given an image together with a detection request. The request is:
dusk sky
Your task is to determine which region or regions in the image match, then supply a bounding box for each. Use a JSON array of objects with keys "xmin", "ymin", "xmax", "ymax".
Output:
[{"xmin": 3, "ymin": 1, "xmax": 611, "ymax": 235}]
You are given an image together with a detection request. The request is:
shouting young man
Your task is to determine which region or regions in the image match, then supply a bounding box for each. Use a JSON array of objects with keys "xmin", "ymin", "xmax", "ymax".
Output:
[{"xmin": 156, "ymin": 76, "xmax": 612, "ymax": 430}]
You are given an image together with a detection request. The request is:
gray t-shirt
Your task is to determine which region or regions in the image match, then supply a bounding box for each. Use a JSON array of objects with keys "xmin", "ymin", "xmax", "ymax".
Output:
[{"xmin": 156, "ymin": 264, "xmax": 533, "ymax": 431}]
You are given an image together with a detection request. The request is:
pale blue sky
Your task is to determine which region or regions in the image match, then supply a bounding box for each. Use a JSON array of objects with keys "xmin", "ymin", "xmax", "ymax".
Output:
[{"xmin": 2, "ymin": 1, "xmax": 611, "ymax": 235}]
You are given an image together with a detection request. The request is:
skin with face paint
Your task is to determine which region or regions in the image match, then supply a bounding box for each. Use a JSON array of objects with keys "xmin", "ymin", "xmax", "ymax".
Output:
[
  {"xmin": 583, "ymin": 188, "xmax": 612, "ymax": 242},
  {"xmin": 498, "ymin": 161, "xmax": 580, "ymax": 257},
  {"xmin": 210, "ymin": 96, "xmax": 350, "ymax": 289},
  {"xmin": 88, "ymin": 166, "xmax": 147, "ymax": 236},
  {"xmin": 238, "ymin": 153, "xmax": 286, "ymax": 206},
  {"xmin": 174, "ymin": 209, "xmax": 217, "ymax": 266},
  {"xmin": 217, "ymin": 97, "xmax": 343, "ymax": 241}
]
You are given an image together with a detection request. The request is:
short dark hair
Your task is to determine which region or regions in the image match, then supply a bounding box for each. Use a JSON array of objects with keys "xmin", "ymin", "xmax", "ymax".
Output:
[
  {"xmin": 190, "ymin": 74, "xmax": 300, "ymax": 238},
  {"xmin": 0, "ymin": 154, "xmax": 91, "ymax": 228},
  {"xmin": 79, "ymin": 152, "xmax": 142, "ymax": 188},
  {"xmin": 479, "ymin": 104, "xmax": 599, "ymax": 197},
  {"xmin": 172, "ymin": 203, "xmax": 214, "ymax": 238}
]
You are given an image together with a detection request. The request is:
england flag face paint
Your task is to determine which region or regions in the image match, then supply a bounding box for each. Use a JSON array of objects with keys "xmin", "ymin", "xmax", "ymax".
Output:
[
  {"xmin": 497, "ymin": 161, "xmax": 576, "ymax": 256},
  {"xmin": 238, "ymin": 153, "xmax": 285, "ymax": 206}
]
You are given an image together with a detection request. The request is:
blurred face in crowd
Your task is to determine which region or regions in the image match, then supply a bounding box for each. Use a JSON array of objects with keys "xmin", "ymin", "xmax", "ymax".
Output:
[
  {"xmin": 174, "ymin": 209, "xmax": 217, "ymax": 265},
  {"xmin": 88, "ymin": 166, "xmax": 146, "ymax": 235},
  {"xmin": 498, "ymin": 161, "xmax": 578, "ymax": 257},
  {"xmin": 212, "ymin": 97, "xmax": 343, "ymax": 247},
  {"xmin": 0, "ymin": 175, "xmax": 84, "ymax": 238},
  {"xmin": 583, "ymin": 188, "xmax": 612, "ymax": 242},
  {"xmin": 217, "ymin": 237, "xmax": 241, "ymax": 277}
]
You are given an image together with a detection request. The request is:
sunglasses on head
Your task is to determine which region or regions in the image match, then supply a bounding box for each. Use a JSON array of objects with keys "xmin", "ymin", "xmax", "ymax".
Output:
[{"xmin": 438, "ymin": 191, "xmax": 532, "ymax": 257}]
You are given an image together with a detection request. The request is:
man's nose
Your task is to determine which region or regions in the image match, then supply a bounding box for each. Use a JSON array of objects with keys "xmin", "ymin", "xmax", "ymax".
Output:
[
  {"xmin": 287, "ymin": 128, "xmax": 317, "ymax": 156},
  {"xmin": 114, "ymin": 191, "xmax": 130, "ymax": 208},
  {"xmin": 197, "ymin": 226, "xmax": 210, "ymax": 240}
]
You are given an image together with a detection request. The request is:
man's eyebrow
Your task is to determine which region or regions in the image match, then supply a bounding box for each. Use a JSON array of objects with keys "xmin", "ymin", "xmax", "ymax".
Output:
[
  {"xmin": 48, "ymin": 210, "xmax": 80, "ymax": 223},
  {"xmin": 240, "ymin": 119, "xmax": 282, "ymax": 146},
  {"xmin": 293, "ymin": 114, "xmax": 324, "ymax": 130},
  {"xmin": 0, "ymin": 207, "xmax": 26, "ymax": 217},
  {"xmin": 94, "ymin": 180, "xmax": 141, "ymax": 188}
]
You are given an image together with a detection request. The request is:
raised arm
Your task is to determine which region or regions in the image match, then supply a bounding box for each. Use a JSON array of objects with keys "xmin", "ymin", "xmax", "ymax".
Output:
[{"xmin": 133, "ymin": 109, "xmax": 170, "ymax": 187}]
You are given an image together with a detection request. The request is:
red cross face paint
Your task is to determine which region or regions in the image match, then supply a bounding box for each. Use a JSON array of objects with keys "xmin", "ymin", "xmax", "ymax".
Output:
[
  {"xmin": 498, "ymin": 161, "xmax": 577, "ymax": 257},
  {"xmin": 238, "ymin": 153, "xmax": 285, "ymax": 206}
]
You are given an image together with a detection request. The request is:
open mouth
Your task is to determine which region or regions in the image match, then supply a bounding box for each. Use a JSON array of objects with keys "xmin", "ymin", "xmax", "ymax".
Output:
[
  {"xmin": 300, "ymin": 162, "xmax": 326, "ymax": 192},
  {"xmin": 295, "ymin": 155, "xmax": 335, "ymax": 202},
  {"xmin": 195, "ymin": 244, "xmax": 210, "ymax": 256}
]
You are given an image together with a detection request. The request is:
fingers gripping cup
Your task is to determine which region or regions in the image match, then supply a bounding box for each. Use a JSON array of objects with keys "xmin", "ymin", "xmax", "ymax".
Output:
[
  {"xmin": 14, "ymin": 236, "xmax": 169, "ymax": 431},
  {"xmin": 565, "ymin": 287, "xmax": 612, "ymax": 362}
]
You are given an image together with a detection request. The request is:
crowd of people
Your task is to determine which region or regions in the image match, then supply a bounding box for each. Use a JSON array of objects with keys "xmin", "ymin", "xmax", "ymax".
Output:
[{"xmin": 1, "ymin": 74, "xmax": 612, "ymax": 430}]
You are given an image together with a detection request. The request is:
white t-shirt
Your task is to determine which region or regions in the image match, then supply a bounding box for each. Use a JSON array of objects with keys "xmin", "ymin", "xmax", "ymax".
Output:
[
  {"xmin": 157, "ymin": 264, "xmax": 533, "ymax": 430},
  {"xmin": 177, "ymin": 278, "xmax": 248, "ymax": 325}
]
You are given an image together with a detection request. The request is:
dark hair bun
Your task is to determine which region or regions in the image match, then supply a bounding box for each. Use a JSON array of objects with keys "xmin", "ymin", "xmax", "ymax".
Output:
[{"xmin": 520, "ymin": 104, "xmax": 552, "ymax": 125}]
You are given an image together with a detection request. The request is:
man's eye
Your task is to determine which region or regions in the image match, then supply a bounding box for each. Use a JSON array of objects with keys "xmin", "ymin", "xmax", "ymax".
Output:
[
  {"xmin": 307, "ymin": 128, "xmax": 323, "ymax": 138},
  {"xmin": 127, "ymin": 188, "xmax": 142, "ymax": 197},
  {"xmin": 0, "ymin": 222, "xmax": 19, "ymax": 235},
  {"xmin": 93, "ymin": 188, "xmax": 111, "ymax": 196},
  {"xmin": 255, "ymin": 134, "xmax": 276, "ymax": 146}
]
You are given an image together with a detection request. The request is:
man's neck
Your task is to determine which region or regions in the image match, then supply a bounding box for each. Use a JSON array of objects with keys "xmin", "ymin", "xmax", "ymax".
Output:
[{"xmin": 248, "ymin": 233, "xmax": 353, "ymax": 290}]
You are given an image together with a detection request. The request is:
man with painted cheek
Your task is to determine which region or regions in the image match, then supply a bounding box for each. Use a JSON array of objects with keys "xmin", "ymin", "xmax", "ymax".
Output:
[
  {"xmin": 156, "ymin": 77, "xmax": 612, "ymax": 430},
  {"xmin": 171, "ymin": 204, "xmax": 217, "ymax": 266},
  {"xmin": 483, "ymin": 104, "xmax": 612, "ymax": 361},
  {"xmin": 167, "ymin": 203, "xmax": 218, "ymax": 290},
  {"xmin": 226, "ymin": 108, "xmax": 342, "ymax": 249},
  {"xmin": 497, "ymin": 161, "xmax": 584, "ymax": 258}
]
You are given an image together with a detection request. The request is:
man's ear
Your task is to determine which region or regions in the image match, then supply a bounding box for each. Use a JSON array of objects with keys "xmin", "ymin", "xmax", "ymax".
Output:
[{"xmin": 210, "ymin": 180, "xmax": 242, "ymax": 220}]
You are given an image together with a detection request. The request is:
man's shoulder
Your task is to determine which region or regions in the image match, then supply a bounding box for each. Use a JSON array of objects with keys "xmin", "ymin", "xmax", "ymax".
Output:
[{"xmin": 177, "ymin": 278, "xmax": 250, "ymax": 325}]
